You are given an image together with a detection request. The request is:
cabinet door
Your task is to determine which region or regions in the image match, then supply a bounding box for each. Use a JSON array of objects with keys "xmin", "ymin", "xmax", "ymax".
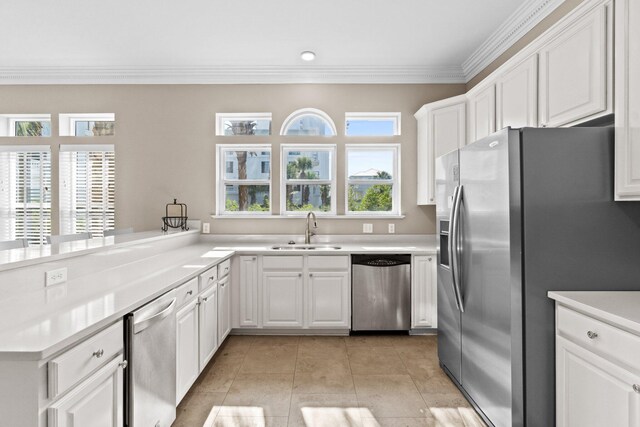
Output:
[
  {"xmin": 239, "ymin": 256, "xmax": 259, "ymax": 327},
  {"xmin": 615, "ymin": 0, "xmax": 640, "ymax": 200},
  {"xmin": 306, "ymin": 271, "xmax": 350, "ymax": 328},
  {"xmin": 199, "ymin": 286, "xmax": 218, "ymax": 371},
  {"xmin": 48, "ymin": 355, "xmax": 124, "ymax": 427},
  {"xmin": 176, "ymin": 299, "xmax": 199, "ymax": 405},
  {"xmin": 217, "ymin": 275, "xmax": 231, "ymax": 342},
  {"xmin": 496, "ymin": 55, "xmax": 538, "ymax": 129},
  {"xmin": 539, "ymin": 5, "xmax": 608, "ymax": 127},
  {"xmin": 411, "ymin": 256, "xmax": 437, "ymax": 328},
  {"xmin": 262, "ymin": 271, "xmax": 303, "ymax": 328},
  {"xmin": 556, "ymin": 337, "xmax": 640, "ymax": 427},
  {"xmin": 467, "ymin": 84, "xmax": 496, "ymax": 143}
]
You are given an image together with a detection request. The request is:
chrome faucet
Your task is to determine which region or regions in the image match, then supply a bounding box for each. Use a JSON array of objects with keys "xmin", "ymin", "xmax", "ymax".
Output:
[{"xmin": 305, "ymin": 211, "xmax": 317, "ymax": 244}]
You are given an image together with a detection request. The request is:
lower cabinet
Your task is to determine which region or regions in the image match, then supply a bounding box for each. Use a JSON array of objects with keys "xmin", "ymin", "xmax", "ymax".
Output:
[
  {"xmin": 217, "ymin": 274, "xmax": 231, "ymax": 342},
  {"xmin": 175, "ymin": 299, "xmax": 200, "ymax": 404},
  {"xmin": 307, "ymin": 271, "xmax": 350, "ymax": 328},
  {"xmin": 411, "ymin": 255, "xmax": 437, "ymax": 329},
  {"xmin": 263, "ymin": 271, "xmax": 304, "ymax": 327},
  {"xmin": 198, "ymin": 285, "xmax": 218, "ymax": 371},
  {"xmin": 48, "ymin": 355, "xmax": 125, "ymax": 427},
  {"xmin": 238, "ymin": 256, "xmax": 260, "ymax": 327},
  {"xmin": 556, "ymin": 336, "xmax": 640, "ymax": 426}
]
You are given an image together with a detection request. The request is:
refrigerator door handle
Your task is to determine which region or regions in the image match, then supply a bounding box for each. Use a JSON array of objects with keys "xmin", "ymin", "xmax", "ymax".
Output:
[
  {"xmin": 451, "ymin": 184, "xmax": 464, "ymax": 312},
  {"xmin": 448, "ymin": 186, "xmax": 461, "ymax": 311}
]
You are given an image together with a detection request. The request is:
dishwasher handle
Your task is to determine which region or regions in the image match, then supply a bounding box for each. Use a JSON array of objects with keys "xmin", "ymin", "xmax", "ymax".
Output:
[{"xmin": 133, "ymin": 298, "xmax": 176, "ymax": 334}]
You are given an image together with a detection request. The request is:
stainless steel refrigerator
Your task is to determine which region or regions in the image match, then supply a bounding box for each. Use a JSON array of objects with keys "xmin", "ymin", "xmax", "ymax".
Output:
[{"xmin": 436, "ymin": 127, "xmax": 640, "ymax": 427}]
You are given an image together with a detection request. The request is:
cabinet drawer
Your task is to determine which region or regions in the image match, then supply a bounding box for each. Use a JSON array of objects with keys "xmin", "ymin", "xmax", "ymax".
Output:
[
  {"xmin": 48, "ymin": 320, "xmax": 123, "ymax": 399},
  {"xmin": 176, "ymin": 277, "xmax": 198, "ymax": 309},
  {"xmin": 218, "ymin": 259, "xmax": 231, "ymax": 278},
  {"xmin": 557, "ymin": 305, "xmax": 640, "ymax": 369},
  {"xmin": 199, "ymin": 266, "xmax": 218, "ymax": 292},
  {"xmin": 308, "ymin": 256, "xmax": 349, "ymax": 271},
  {"xmin": 263, "ymin": 256, "xmax": 303, "ymax": 270}
]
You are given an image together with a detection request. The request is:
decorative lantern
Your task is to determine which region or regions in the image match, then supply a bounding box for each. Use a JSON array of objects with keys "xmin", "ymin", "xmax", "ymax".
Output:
[{"xmin": 162, "ymin": 198, "xmax": 189, "ymax": 232}]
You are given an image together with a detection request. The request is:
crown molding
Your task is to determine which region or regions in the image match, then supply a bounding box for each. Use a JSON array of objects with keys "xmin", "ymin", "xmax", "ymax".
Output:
[
  {"xmin": 0, "ymin": 65, "xmax": 466, "ymax": 85},
  {"xmin": 462, "ymin": 0, "xmax": 566, "ymax": 81}
]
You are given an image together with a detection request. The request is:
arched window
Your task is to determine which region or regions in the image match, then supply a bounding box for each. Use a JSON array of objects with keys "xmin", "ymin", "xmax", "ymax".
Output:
[{"xmin": 280, "ymin": 108, "xmax": 337, "ymax": 136}]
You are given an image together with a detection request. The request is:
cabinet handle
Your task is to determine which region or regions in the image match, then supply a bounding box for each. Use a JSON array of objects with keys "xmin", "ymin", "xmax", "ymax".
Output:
[
  {"xmin": 634, "ymin": 384, "xmax": 640, "ymax": 393},
  {"xmin": 119, "ymin": 360, "xmax": 128, "ymax": 369},
  {"xmin": 209, "ymin": 276, "xmax": 215, "ymax": 281},
  {"xmin": 186, "ymin": 290, "xmax": 193, "ymax": 296},
  {"xmin": 252, "ymin": 257, "xmax": 257, "ymax": 261},
  {"xmin": 298, "ymin": 273, "xmax": 302, "ymax": 277},
  {"xmin": 428, "ymin": 257, "xmax": 432, "ymax": 261},
  {"xmin": 92, "ymin": 349, "xmax": 104, "ymax": 358},
  {"xmin": 309, "ymin": 273, "xmax": 313, "ymax": 277},
  {"xmin": 202, "ymin": 296, "xmax": 209, "ymax": 302},
  {"xmin": 587, "ymin": 331, "xmax": 598, "ymax": 339}
]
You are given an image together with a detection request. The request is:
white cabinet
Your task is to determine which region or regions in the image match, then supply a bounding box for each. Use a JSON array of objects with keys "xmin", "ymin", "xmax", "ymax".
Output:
[
  {"xmin": 306, "ymin": 271, "xmax": 350, "ymax": 328},
  {"xmin": 467, "ymin": 84, "xmax": 496, "ymax": 144},
  {"xmin": 496, "ymin": 55, "xmax": 538, "ymax": 129},
  {"xmin": 415, "ymin": 95, "xmax": 466, "ymax": 205},
  {"xmin": 176, "ymin": 299, "xmax": 199, "ymax": 405},
  {"xmin": 615, "ymin": 0, "xmax": 640, "ymax": 200},
  {"xmin": 217, "ymin": 274, "xmax": 231, "ymax": 342},
  {"xmin": 539, "ymin": 4, "xmax": 611, "ymax": 127},
  {"xmin": 198, "ymin": 285, "xmax": 218, "ymax": 371},
  {"xmin": 411, "ymin": 255, "xmax": 437, "ymax": 329},
  {"xmin": 48, "ymin": 355, "xmax": 124, "ymax": 427},
  {"xmin": 238, "ymin": 256, "xmax": 259, "ymax": 327},
  {"xmin": 262, "ymin": 271, "xmax": 304, "ymax": 328}
]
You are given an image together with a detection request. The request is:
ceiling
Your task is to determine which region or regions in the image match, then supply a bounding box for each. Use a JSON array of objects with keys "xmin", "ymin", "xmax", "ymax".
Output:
[{"xmin": 0, "ymin": 0, "xmax": 563, "ymax": 84}]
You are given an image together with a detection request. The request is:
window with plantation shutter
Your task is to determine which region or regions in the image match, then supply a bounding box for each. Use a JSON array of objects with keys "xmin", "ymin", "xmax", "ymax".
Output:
[
  {"xmin": 0, "ymin": 145, "xmax": 52, "ymax": 245},
  {"xmin": 59, "ymin": 145, "xmax": 115, "ymax": 237}
]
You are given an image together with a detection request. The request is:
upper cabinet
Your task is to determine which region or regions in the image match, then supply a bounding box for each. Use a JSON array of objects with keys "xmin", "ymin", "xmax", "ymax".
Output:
[
  {"xmin": 615, "ymin": 0, "xmax": 640, "ymax": 200},
  {"xmin": 538, "ymin": 3, "xmax": 612, "ymax": 127},
  {"xmin": 467, "ymin": 84, "xmax": 496, "ymax": 144},
  {"xmin": 496, "ymin": 55, "xmax": 538, "ymax": 129},
  {"xmin": 415, "ymin": 95, "xmax": 466, "ymax": 205}
]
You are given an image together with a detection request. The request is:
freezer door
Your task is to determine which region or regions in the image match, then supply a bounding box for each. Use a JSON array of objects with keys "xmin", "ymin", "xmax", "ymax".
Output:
[
  {"xmin": 435, "ymin": 150, "xmax": 462, "ymax": 383},
  {"xmin": 459, "ymin": 129, "xmax": 514, "ymax": 427}
]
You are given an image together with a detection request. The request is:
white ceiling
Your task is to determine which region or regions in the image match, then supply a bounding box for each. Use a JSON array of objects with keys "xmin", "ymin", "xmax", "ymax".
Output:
[{"xmin": 0, "ymin": 0, "xmax": 563, "ymax": 84}]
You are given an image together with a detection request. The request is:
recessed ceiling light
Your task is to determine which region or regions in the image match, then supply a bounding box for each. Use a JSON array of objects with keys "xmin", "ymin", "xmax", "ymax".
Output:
[{"xmin": 300, "ymin": 51, "xmax": 316, "ymax": 61}]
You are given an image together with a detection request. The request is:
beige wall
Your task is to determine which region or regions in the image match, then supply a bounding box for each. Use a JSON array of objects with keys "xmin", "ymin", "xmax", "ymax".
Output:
[
  {"xmin": 0, "ymin": 84, "xmax": 465, "ymax": 235},
  {"xmin": 467, "ymin": 0, "xmax": 586, "ymax": 90}
]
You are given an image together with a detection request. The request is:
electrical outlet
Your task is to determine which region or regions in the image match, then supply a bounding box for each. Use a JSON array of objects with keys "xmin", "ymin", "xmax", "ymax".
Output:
[
  {"xmin": 388, "ymin": 223, "xmax": 395, "ymax": 234},
  {"xmin": 45, "ymin": 267, "xmax": 67, "ymax": 287},
  {"xmin": 202, "ymin": 223, "xmax": 210, "ymax": 234},
  {"xmin": 363, "ymin": 223, "xmax": 373, "ymax": 233}
]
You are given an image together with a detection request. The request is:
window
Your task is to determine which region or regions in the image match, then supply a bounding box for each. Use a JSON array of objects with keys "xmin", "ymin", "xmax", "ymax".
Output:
[
  {"xmin": 345, "ymin": 112, "xmax": 401, "ymax": 136},
  {"xmin": 281, "ymin": 145, "xmax": 336, "ymax": 215},
  {"xmin": 0, "ymin": 146, "xmax": 51, "ymax": 244},
  {"xmin": 0, "ymin": 114, "xmax": 52, "ymax": 137},
  {"xmin": 280, "ymin": 108, "xmax": 337, "ymax": 136},
  {"xmin": 59, "ymin": 113, "xmax": 115, "ymax": 136},
  {"xmin": 216, "ymin": 113, "xmax": 272, "ymax": 136},
  {"xmin": 346, "ymin": 145, "xmax": 400, "ymax": 215},
  {"xmin": 217, "ymin": 145, "xmax": 271, "ymax": 215},
  {"xmin": 59, "ymin": 145, "xmax": 115, "ymax": 237}
]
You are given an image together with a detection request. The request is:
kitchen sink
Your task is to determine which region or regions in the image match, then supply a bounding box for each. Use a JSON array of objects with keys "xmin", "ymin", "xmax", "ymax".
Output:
[{"xmin": 271, "ymin": 245, "xmax": 342, "ymax": 250}]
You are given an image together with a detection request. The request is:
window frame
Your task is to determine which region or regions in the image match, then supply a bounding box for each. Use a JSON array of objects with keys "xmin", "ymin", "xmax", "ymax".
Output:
[
  {"xmin": 59, "ymin": 113, "xmax": 115, "ymax": 137},
  {"xmin": 216, "ymin": 144, "xmax": 272, "ymax": 216},
  {"xmin": 280, "ymin": 144, "xmax": 337, "ymax": 216},
  {"xmin": 0, "ymin": 114, "xmax": 52, "ymax": 137},
  {"xmin": 345, "ymin": 112, "xmax": 401, "ymax": 136},
  {"xmin": 215, "ymin": 113, "xmax": 272, "ymax": 136},
  {"xmin": 280, "ymin": 108, "xmax": 337, "ymax": 136},
  {"xmin": 59, "ymin": 144, "xmax": 115, "ymax": 237},
  {"xmin": 345, "ymin": 144, "xmax": 401, "ymax": 216}
]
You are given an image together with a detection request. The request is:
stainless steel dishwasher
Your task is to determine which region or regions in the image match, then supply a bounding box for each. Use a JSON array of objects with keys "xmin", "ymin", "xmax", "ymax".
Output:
[
  {"xmin": 352, "ymin": 254, "xmax": 411, "ymax": 331},
  {"xmin": 125, "ymin": 289, "xmax": 177, "ymax": 427}
]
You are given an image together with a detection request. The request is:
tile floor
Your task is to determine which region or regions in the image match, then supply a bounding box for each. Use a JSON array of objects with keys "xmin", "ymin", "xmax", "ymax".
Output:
[{"xmin": 172, "ymin": 335, "xmax": 486, "ymax": 427}]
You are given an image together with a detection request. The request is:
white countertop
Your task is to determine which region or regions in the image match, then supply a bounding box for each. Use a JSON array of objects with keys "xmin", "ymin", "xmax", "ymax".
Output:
[
  {"xmin": 0, "ymin": 233, "xmax": 436, "ymax": 361},
  {"xmin": 0, "ymin": 243, "xmax": 234, "ymax": 361},
  {"xmin": 549, "ymin": 291, "xmax": 640, "ymax": 334}
]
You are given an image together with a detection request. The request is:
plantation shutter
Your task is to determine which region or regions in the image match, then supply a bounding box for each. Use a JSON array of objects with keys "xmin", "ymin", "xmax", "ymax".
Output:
[
  {"xmin": 0, "ymin": 145, "xmax": 52, "ymax": 244},
  {"xmin": 59, "ymin": 145, "xmax": 115, "ymax": 237}
]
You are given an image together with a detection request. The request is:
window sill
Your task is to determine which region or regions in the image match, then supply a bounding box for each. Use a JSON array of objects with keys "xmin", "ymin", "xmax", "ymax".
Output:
[{"xmin": 211, "ymin": 214, "xmax": 406, "ymax": 219}]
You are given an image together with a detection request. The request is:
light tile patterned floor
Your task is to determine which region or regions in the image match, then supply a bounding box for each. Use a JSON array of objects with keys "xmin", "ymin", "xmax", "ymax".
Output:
[{"xmin": 172, "ymin": 335, "xmax": 486, "ymax": 427}]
